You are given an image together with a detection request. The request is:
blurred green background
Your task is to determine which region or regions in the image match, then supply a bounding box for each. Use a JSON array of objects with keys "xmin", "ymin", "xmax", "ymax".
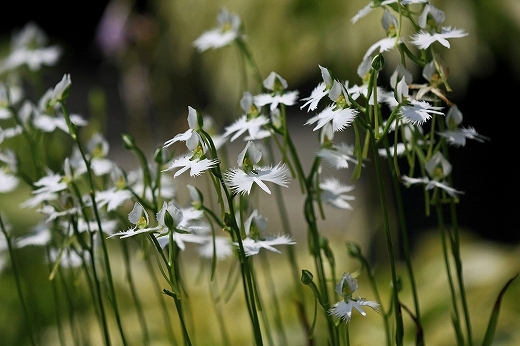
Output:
[{"xmin": 1, "ymin": 0, "xmax": 520, "ymax": 345}]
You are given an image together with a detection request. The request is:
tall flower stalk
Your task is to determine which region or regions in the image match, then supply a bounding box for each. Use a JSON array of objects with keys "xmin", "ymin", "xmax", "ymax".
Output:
[{"xmin": 0, "ymin": 4, "xmax": 517, "ymax": 346}]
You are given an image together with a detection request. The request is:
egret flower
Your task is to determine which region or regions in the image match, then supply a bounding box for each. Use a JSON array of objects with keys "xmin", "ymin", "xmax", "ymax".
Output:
[
  {"xmin": 234, "ymin": 209, "xmax": 295, "ymax": 256},
  {"xmin": 399, "ymin": 100, "xmax": 444, "ymax": 125},
  {"xmin": 20, "ymin": 172, "xmax": 68, "ymax": 208},
  {"xmin": 300, "ymin": 65, "xmax": 333, "ymax": 112},
  {"xmin": 95, "ymin": 188, "xmax": 132, "ymax": 211},
  {"xmin": 163, "ymin": 106, "xmax": 203, "ymax": 151},
  {"xmin": 223, "ymin": 141, "xmax": 289, "ymax": 195},
  {"xmin": 193, "ymin": 7, "xmax": 243, "ymax": 52},
  {"xmin": 305, "ymin": 81, "xmax": 358, "ymax": 132},
  {"xmin": 329, "ymin": 272, "xmax": 380, "ymax": 323},
  {"xmin": 163, "ymin": 155, "xmax": 218, "ymax": 178},
  {"xmin": 223, "ymin": 92, "xmax": 270, "ymax": 141},
  {"xmin": 254, "ymin": 72, "xmax": 299, "ymax": 111},
  {"xmin": 108, "ymin": 202, "xmax": 159, "ymax": 238},
  {"xmin": 320, "ymin": 178, "xmax": 355, "ymax": 210},
  {"xmin": 411, "ymin": 26, "xmax": 468, "ymax": 50},
  {"xmin": 401, "ymin": 175, "xmax": 464, "ymax": 198},
  {"xmin": 317, "ymin": 143, "xmax": 358, "ymax": 169}
]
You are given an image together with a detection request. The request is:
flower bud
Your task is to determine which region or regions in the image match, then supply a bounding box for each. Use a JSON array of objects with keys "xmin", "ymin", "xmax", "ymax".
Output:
[
  {"xmin": 300, "ymin": 269, "xmax": 314, "ymax": 285},
  {"xmin": 122, "ymin": 134, "xmax": 135, "ymax": 150},
  {"xmin": 371, "ymin": 54, "xmax": 385, "ymax": 71}
]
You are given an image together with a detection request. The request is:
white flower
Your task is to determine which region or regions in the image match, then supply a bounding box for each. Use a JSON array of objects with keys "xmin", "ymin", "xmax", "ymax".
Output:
[
  {"xmin": 0, "ymin": 168, "xmax": 19, "ymax": 193},
  {"xmin": 378, "ymin": 143, "xmax": 407, "ymax": 158},
  {"xmin": 163, "ymin": 155, "xmax": 218, "ymax": 178},
  {"xmin": 224, "ymin": 164, "xmax": 289, "ymax": 195},
  {"xmin": 223, "ymin": 115, "xmax": 271, "ymax": 142},
  {"xmin": 197, "ymin": 236, "xmax": 233, "ymax": 260},
  {"xmin": 95, "ymin": 188, "xmax": 132, "ymax": 211},
  {"xmin": 329, "ymin": 273, "xmax": 380, "ymax": 323},
  {"xmin": 306, "ymin": 106, "xmax": 358, "ymax": 132},
  {"xmin": 20, "ymin": 172, "xmax": 68, "ymax": 208},
  {"xmin": 300, "ymin": 66, "xmax": 334, "ymax": 112},
  {"xmin": 75, "ymin": 218, "xmax": 118, "ymax": 235},
  {"xmin": 401, "ymin": 175, "xmax": 464, "ymax": 198},
  {"xmin": 36, "ymin": 205, "xmax": 78, "ymax": 223},
  {"xmin": 419, "ymin": 4, "xmax": 445, "ymax": 28},
  {"xmin": 240, "ymin": 236, "xmax": 296, "ymax": 256},
  {"xmin": 0, "ymin": 22, "xmax": 61, "ymax": 73},
  {"xmin": 223, "ymin": 141, "xmax": 289, "ymax": 195},
  {"xmin": 351, "ymin": 1, "xmax": 428, "ymax": 24},
  {"xmin": 51, "ymin": 74, "xmax": 72, "ymax": 104},
  {"xmin": 193, "ymin": 7, "xmax": 242, "ymax": 52},
  {"xmin": 425, "ymin": 151, "xmax": 452, "ymax": 179},
  {"xmin": 362, "ymin": 37, "xmax": 400, "ymax": 61},
  {"xmin": 399, "ymin": 100, "xmax": 444, "ymax": 125},
  {"xmin": 163, "ymin": 106, "xmax": 203, "ymax": 151},
  {"xmin": 16, "ymin": 225, "xmax": 51, "ymax": 248},
  {"xmin": 0, "ymin": 125, "xmax": 23, "ymax": 144},
  {"xmin": 410, "ymin": 27, "xmax": 468, "ymax": 50},
  {"xmin": 234, "ymin": 209, "xmax": 295, "ymax": 256},
  {"xmin": 320, "ymin": 178, "xmax": 355, "ymax": 210},
  {"xmin": 438, "ymin": 127, "xmax": 489, "ymax": 147},
  {"xmin": 317, "ymin": 143, "xmax": 358, "ymax": 169},
  {"xmin": 254, "ymin": 91, "xmax": 299, "ymax": 112},
  {"xmin": 108, "ymin": 202, "xmax": 159, "ymax": 238}
]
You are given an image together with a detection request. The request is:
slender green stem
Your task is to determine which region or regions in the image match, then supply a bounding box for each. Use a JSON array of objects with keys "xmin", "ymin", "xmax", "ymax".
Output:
[
  {"xmin": 0, "ymin": 216, "xmax": 37, "ymax": 346},
  {"xmin": 144, "ymin": 253, "xmax": 177, "ymax": 344},
  {"xmin": 435, "ymin": 203, "xmax": 464, "ymax": 344},
  {"xmin": 370, "ymin": 135, "xmax": 404, "ymax": 346},
  {"xmin": 121, "ymin": 241, "xmax": 150, "ymax": 345}
]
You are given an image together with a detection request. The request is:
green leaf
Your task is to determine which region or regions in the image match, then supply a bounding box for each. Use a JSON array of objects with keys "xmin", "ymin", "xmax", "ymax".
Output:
[{"xmin": 481, "ymin": 273, "xmax": 519, "ymax": 346}]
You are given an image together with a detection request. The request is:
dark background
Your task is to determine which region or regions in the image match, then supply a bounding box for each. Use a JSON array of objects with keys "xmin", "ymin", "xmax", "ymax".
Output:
[{"xmin": 2, "ymin": 1, "xmax": 519, "ymax": 244}]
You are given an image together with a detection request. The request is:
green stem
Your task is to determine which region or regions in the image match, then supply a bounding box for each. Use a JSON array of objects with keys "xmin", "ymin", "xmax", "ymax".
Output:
[
  {"xmin": 0, "ymin": 216, "xmax": 37, "ymax": 346},
  {"xmin": 121, "ymin": 241, "xmax": 150, "ymax": 345},
  {"xmin": 435, "ymin": 203, "xmax": 464, "ymax": 345},
  {"xmin": 370, "ymin": 136, "xmax": 404, "ymax": 346}
]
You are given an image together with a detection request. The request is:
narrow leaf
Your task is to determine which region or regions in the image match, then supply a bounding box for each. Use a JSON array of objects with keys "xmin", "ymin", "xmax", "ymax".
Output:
[{"xmin": 481, "ymin": 273, "xmax": 519, "ymax": 346}]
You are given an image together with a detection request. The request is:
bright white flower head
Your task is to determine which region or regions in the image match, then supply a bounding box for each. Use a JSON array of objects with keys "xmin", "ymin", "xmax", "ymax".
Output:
[
  {"xmin": 329, "ymin": 272, "xmax": 380, "ymax": 323},
  {"xmin": 193, "ymin": 7, "xmax": 243, "ymax": 52},
  {"xmin": 399, "ymin": 100, "xmax": 443, "ymax": 125},
  {"xmin": 306, "ymin": 105, "xmax": 358, "ymax": 132},
  {"xmin": 438, "ymin": 127, "xmax": 488, "ymax": 147},
  {"xmin": 108, "ymin": 202, "xmax": 160, "ymax": 239},
  {"xmin": 223, "ymin": 92, "xmax": 271, "ymax": 141},
  {"xmin": 0, "ymin": 22, "xmax": 61, "ymax": 73},
  {"xmin": 317, "ymin": 143, "xmax": 358, "ymax": 170},
  {"xmin": 234, "ymin": 209, "xmax": 295, "ymax": 256},
  {"xmin": 300, "ymin": 65, "xmax": 334, "ymax": 112},
  {"xmin": 223, "ymin": 115, "xmax": 271, "ymax": 142},
  {"xmin": 419, "ymin": 4, "xmax": 445, "ymax": 29},
  {"xmin": 20, "ymin": 172, "xmax": 68, "ymax": 208},
  {"xmin": 51, "ymin": 74, "xmax": 72, "ymax": 104},
  {"xmin": 254, "ymin": 72, "xmax": 299, "ymax": 111},
  {"xmin": 224, "ymin": 141, "xmax": 289, "ymax": 195},
  {"xmin": 36, "ymin": 205, "xmax": 78, "ymax": 223},
  {"xmin": 401, "ymin": 175, "xmax": 464, "ymax": 198},
  {"xmin": 425, "ymin": 151, "xmax": 452, "ymax": 179},
  {"xmin": 95, "ymin": 188, "xmax": 132, "ymax": 211},
  {"xmin": 16, "ymin": 225, "xmax": 51, "ymax": 248},
  {"xmin": 320, "ymin": 178, "xmax": 355, "ymax": 210},
  {"xmin": 410, "ymin": 27, "xmax": 468, "ymax": 50},
  {"xmin": 0, "ymin": 168, "xmax": 20, "ymax": 193},
  {"xmin": 163, "ymin": 155, "xmax": 218, "ymax": 178},
  {"xmin": 164, "ymin": 106, "xmax": 203, "ymax": 151}
]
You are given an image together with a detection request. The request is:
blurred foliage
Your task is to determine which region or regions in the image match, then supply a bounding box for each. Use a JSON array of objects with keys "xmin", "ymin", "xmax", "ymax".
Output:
[
  {"xmin": 1, "ymin": 0, "xmax": 520, "ymax": 345},
  {"xmin": 102, "ymin": 0, "xmax": 520, "ymax": 142}
]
